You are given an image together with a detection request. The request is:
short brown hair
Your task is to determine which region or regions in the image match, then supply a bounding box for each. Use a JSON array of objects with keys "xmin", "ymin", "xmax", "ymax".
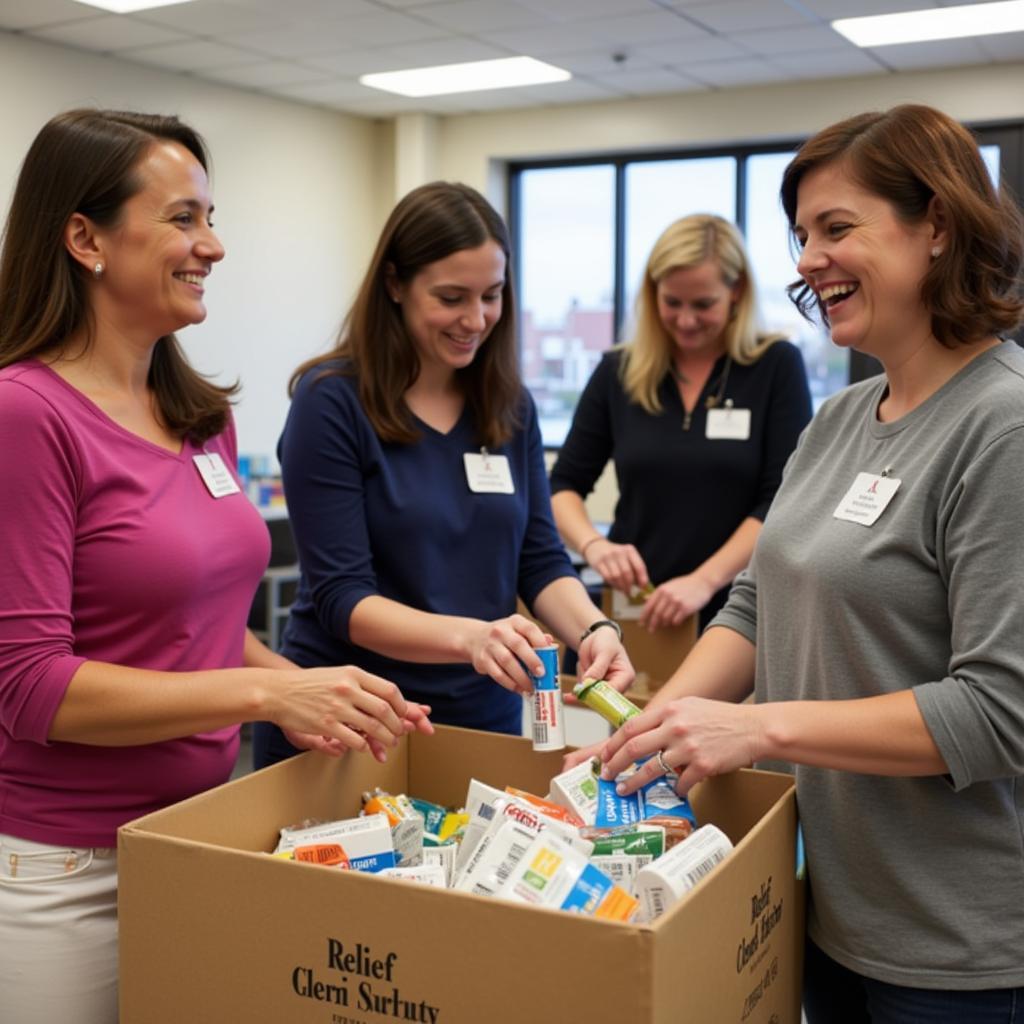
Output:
[
  {"xmin": 0, "ymin": 109, "xmax": 236, "ymax": 442},
  {"xmin": 780, "ymin": 104, "xmax": 1023, "ymax": 346},
  {"xmin": 291, "ymin": 181, "xmax": 522, "ymax": 448}
]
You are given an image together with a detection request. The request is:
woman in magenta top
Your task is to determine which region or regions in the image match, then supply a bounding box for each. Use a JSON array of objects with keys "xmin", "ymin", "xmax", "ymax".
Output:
[{"xmin": 0, "ymin": 109, "xmax": 429, "ymax": 1024}]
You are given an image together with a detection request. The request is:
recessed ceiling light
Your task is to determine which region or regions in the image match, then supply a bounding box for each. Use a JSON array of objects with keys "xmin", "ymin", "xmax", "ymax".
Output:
[
  {"xmin": 833, "ymin": 0, "xmax": 1024, "ymax": 47},
  {"xmin": 70, "ymin": 0, "xmax": 198, "ymax": 12},
  {"xmin": 360, "ymin": 57, "xmax": 571, "ymax": 98}
]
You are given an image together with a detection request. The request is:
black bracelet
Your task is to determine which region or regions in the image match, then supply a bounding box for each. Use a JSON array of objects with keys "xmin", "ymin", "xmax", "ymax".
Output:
[{"xmin": 579, "ymin": 618, "xmax": 623, "ymax": 644}]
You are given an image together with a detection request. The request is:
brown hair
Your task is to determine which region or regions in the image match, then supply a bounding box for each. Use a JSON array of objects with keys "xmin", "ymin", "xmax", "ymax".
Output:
[
  {"xmin": 0, "ymin": 108, "xmax": 236, "ymax": 442},
  {"xmin": 290, "ymin": 181, "xmax": 522, "ymax": 448},
  {"xmin": 780, "ymin": 104, "xmax": 1023, "ymax": 346},
  {"xmin": 622, "ymin": 214, "xmax": 784, "ymax": 414}
]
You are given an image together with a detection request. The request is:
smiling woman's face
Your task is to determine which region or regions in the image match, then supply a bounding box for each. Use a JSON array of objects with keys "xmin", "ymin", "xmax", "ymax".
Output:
[{"xmin": 794, "ymin": 160, "xmax": 939, "ymax": 357}]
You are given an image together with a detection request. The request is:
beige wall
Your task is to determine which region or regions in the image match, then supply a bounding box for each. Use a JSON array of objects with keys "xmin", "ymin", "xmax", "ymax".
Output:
[{"xmin": 0, "ymin": 30, "xmax": 387, "ymax": 462}]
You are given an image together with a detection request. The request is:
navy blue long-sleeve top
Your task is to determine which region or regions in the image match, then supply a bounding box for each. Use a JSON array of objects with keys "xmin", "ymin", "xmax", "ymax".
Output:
[
  {"xmin": 549, "ymin": 342, "xmax": 812, "ymax": 624},
  {"xmin": 278, "ymin": 362, "xmax": 576, "ymax": 732}
]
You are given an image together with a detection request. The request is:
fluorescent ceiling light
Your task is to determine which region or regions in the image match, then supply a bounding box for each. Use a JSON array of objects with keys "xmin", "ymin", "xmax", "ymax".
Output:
[
  {"xmin": 70, "ymin": 0, "xmax": 197, "ymax": 12},
  {"xmin": 833, "ymin": 0, "xmax": 1024, "ymax": 47},
  {"xmin": 360, "ymin": 57, "xmax": 571, "ymax": 98}
]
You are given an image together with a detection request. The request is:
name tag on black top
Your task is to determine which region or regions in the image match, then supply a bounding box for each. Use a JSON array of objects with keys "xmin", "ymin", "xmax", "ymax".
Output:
[
  {"xmin": 706, "ymin": 407, "xmax": 751, "ymax": 440},
  {"xmin": 463, "ymin": 452, "xmax": 514, "ymax": 494}
]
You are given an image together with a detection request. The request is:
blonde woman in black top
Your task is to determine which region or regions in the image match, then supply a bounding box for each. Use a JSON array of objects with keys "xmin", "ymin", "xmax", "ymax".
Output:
[{"xmin": 550, "ymin": 215, "xmax": 812, "ymax": 631}]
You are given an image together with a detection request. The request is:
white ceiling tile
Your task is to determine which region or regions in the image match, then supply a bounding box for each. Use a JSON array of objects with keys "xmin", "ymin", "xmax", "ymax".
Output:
[
  {"xmin": 866, "ymin": 37, "xmax": 991, "ymax": 70},
  {"xmin": 0, "ymin": 0, "xmax": 98, "ymax": 30},
  {"xmin": 978, "ymin": 31, "xmax": 1024, "ymax": 60},
  {"xmin": 302, "ymin": 46, "xmax": 433, "ymax": 76},
  {"xmin": 28, "ymin": 14, "xmax": 190, "ymax": 52},
  {"xmin": 728, "ymin": 24, "xmax": 860, "ymax": 55},
  {"xmin": 221, "ymin": 11, "xmax": 445, "ymax": 59},
  {"xmin": 200, "ymin": 60, "xmax": 333, "ymax": 88},
  {"xmin": 522, "ymin": 0, "xmax": 662, "ymax": 18},
  {"xmin": 123, "ymin": 38, "xmax": 264, "ymax": 71},
  {"xmin": 587, "ymin": 66, "xmax": 707, "ymax": 94},
  {"xmin": 231, "ymin": 0, "xmax": 378, "ymax": 15},
  {"xmin": 413, "ymin": 0, "xmax": 556, "ymax": 33},
  {"xmin": 767, "ymin": 48, "xmax": 890, "ymax": 79},
  {"xmin": 362, "ymin": 36, "xmax": 511, "ymax": 69},
  {"xmin": 548, "ymin": 48, "xmax": 661, "ymax": 74},
  {"xmin": 630, "ymin": 36, "xmax": 747, "ymax": 64},
  {"xmin": 485, "ymin": 22, "xmax": 617, "ymax": 56},
  {"xmin": 130, "ymin": 2, "xmax": 287, "ymax": 36},
  {"xmin": 682, "ymin": 1, "xmax": 816, "ymax": 33},
  {"xmin": 684, "ymin": 55, "xmax": 796, "ymax": 87},
  {"xmin": 586, "ymin": 10, "xmax": 712, "ymax": 44},
  {"xmin": 791, "ymin": 0, "xmax": 934, "ymax": 16}
]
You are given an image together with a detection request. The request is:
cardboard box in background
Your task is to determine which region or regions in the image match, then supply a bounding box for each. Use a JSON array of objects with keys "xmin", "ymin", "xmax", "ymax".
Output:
[
  {"xmin": 601, "ymin": 587, "xmax": 697, "ymax": 690},
  {"xmin": 119, "ymin": 726, "xmax": 804, "ymax": 1024}
]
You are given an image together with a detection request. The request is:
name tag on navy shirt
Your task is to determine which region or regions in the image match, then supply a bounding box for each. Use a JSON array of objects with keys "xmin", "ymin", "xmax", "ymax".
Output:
[
  {"xmin": 833, "ymin": 472, "xmax": 901, "ymax": 526},
  {"xmin": 193, "ymin": 452, "xmax": 241, "ymax": 498},
  {"xmin": 706, "ymin": 406, "xmax": 751, "ymax": 440},
  {"xmin": 463, "ymin": 452, "xmax": 515, "ymax": 494}
]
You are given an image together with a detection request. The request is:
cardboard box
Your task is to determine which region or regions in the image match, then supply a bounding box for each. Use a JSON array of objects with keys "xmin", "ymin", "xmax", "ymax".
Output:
[
  {"xmin": 601, "ymin": 587, "xmax": 697, "ymax": 689},
  {"xmin": 119, "ymin": 726, "xmax": 804, "ymax": 1024}
]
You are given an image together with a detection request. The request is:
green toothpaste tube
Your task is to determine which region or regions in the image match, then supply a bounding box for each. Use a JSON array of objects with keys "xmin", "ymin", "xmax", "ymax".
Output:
[{"xmin": 573, "ymin": 677, "xmax": 643, "ymax": 729}]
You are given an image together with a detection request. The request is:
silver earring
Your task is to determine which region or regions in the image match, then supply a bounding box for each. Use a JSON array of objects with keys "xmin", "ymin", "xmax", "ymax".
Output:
[
  {"xmin": 93, "ymin": 262, "xmax": 104, "ymax": 279},
  {"xmin": 930, "ymin": 247, "xmax": 942, "ymax": 259}
]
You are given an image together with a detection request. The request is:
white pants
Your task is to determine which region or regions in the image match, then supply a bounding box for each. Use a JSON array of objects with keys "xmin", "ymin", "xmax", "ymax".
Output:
[{"xmin": 0, "ymin": 832, "xmax": 119, "ymax": 1024}]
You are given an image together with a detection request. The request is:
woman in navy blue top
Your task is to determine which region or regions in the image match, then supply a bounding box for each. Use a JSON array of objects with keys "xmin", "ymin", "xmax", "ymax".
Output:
[
  {"xmin": 550, "ymin": 215, "xmax": 812, "ymax": 631},
  {"xmin": 254, "ymin": 183, "xmax": 633, "ymax": 768}
]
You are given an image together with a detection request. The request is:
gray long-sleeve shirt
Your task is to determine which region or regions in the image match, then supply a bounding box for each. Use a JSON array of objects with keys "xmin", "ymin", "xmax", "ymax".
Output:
[{"xmin": 715, "ymin": 341, "xmax": 1024, "ymax": 989}]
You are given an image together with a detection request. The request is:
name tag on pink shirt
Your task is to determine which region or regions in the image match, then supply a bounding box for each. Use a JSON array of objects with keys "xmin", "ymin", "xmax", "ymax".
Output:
[{"xmin": 193, "ymin": 452, "xmax": 241, "ymax": 499}]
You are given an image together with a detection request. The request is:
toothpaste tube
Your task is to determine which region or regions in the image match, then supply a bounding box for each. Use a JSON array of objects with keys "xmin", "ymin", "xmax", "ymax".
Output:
[
  {"xmin": 530, "ymin": 644, "xmax": 565, "ymax": 752},
  {"xmin": 496, "ymin": 832, "xmax": 638, "ymax": 922},
  {"xmin": 573, "ymin": 677, "xmax": 643, "ymax": 730},
  {"xmin": 636, "ymin": 824, "xmax": 734, "ymax": 921},
  {"xmin": 275, "ymin": 813, "xmax": 396, "ymax": 873},
  {"xmin": 378, "ymin": 864, "xmax": 447, "ymax": 888},
  {"xmin": 588, "ymin": 828, "xmax": 665, "ymax": 898},
  {"xmin": 422, "ymin": 841, "xmax": 458, "ymax": 888},
  {"xmin": 504, "ymin": 786, "xmax": 584, "ymax": 827},
  {"xmin": 292, "ymin": 843, "xmax": 351, "ymax": 868},
  {"xmin": 548, "ymin": 758, "xmax": 600, "ymax": 826},
  {"xmin": 409, "ymin": 797, "xmax": 448, "ymax": 837},
  {"xmin": 455, "ymin": 779, "xmax": 508, "ymax": 872},
  {"xmin": 454, "ymin": 797, "xmax": 592, "ymax": 897},
  {"xmin": 362, "ymin": 790, "xmax": 425, "ymax": 866}
]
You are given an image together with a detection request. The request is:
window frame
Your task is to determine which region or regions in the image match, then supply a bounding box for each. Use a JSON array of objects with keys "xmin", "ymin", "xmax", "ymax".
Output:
[{"xmin": 509, "ymin": 120, "xmax": 1024, "ymax": 415}]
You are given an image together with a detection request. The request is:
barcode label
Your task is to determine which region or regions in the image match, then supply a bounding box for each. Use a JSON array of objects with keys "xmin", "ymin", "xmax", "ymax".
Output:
[
  {"xmin": 533, "ymin": 722, "xmax": 548, "ymax": 744},
  {"xmin": 648, "ymin": 887, "xmax": 667, "ymax": 918},
  {"xmin": 685, "ymin": 850, "xmax": 726, "ymax": 888},
  {"xmin": 495, "ymin": 840, "xmax": 530, "ymax": 883}
]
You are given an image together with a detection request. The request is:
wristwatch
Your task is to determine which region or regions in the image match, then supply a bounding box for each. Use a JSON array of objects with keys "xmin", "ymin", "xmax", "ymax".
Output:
[{"xmin": 579, "ymin": 618, "xmax": 623, "ymax": 644}]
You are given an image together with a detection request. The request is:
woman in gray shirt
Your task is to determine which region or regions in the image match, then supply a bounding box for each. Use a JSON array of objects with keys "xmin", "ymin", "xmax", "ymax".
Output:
[{"xmin": 595, "ymin": 104, "xmax": 1024, "ymax": 1022}]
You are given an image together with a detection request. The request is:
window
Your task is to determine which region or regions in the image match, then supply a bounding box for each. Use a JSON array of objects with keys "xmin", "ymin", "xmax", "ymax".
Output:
[{"xmin": 512, "ymin": 122, "xmax": 1024, "ymax": 443}]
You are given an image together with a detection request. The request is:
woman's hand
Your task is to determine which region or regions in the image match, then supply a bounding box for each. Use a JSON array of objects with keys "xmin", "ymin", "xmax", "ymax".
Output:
[
  {"xmin": 577, "ymin": 626, "xmax": 635, "ymax": 695},
  {"xmin": 599, "ymin": 696, "xmax": 764, "ymax": 796},
  {"xmin": 264, "ymin": 665, "xmax": 414, "ymax": 758},
  {"xmin": 584, "ymin": 538, "xmax": 650, "ymax": 594},
  {"xmin": 467, "ymin": 614, "xmax": 552, "ymax": 694},
  {"xmin": 638, "ymin": 574, "xmax": 714, "ymax": 631}
]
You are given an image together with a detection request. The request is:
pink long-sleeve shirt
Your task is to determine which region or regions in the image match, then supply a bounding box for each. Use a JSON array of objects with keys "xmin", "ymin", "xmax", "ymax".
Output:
[{"xmin": 0, "ymin": 360, "xmax": 270, "ymax": 847}]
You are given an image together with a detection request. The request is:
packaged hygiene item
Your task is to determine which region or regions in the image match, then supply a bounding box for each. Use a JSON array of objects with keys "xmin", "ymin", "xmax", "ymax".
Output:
[
  {"xmin": 275, "ymin": 813, "xmax": 396, "ymax": 873},
  {"xmin": 635, "ymin": 824, "xmax": 734, "ymax": 921}
]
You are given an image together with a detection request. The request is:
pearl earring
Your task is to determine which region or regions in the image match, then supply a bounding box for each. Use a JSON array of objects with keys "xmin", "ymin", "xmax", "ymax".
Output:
[
  {"xmin": 930, "ymin": 247, "xmax": 942, "ymax": 259},
  {"xmin": 93, "ymin": 262, "xmax": 104, "ymax": 279}
]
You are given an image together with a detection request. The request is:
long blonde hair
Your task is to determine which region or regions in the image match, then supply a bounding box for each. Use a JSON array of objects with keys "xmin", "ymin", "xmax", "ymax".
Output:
[{"xmin": 621, "ymin": 214, "xmax": 782, "ymax": 414}]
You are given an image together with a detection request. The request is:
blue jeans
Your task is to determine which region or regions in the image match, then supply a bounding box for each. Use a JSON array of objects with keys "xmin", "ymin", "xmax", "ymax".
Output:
[{"xmin": 804, "ymin": 939, "xmax": 1022, "ymax": 1023}]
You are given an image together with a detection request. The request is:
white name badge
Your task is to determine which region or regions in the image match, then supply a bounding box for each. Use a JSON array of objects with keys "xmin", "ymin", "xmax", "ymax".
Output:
[
  {"xmin": 463, "ymin": 452, "xmax": 515, "ymax": 494},
  {"xmin": 706, "ymin": 406, "xmax": 751, "ymax": 440},
  {"xmin": 833, "ymin": 472, "xmax": 901, "ymax": 526},
  {"xmin": 193, "ymin": 452, "xmax": 241, "ymax": 498}
]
